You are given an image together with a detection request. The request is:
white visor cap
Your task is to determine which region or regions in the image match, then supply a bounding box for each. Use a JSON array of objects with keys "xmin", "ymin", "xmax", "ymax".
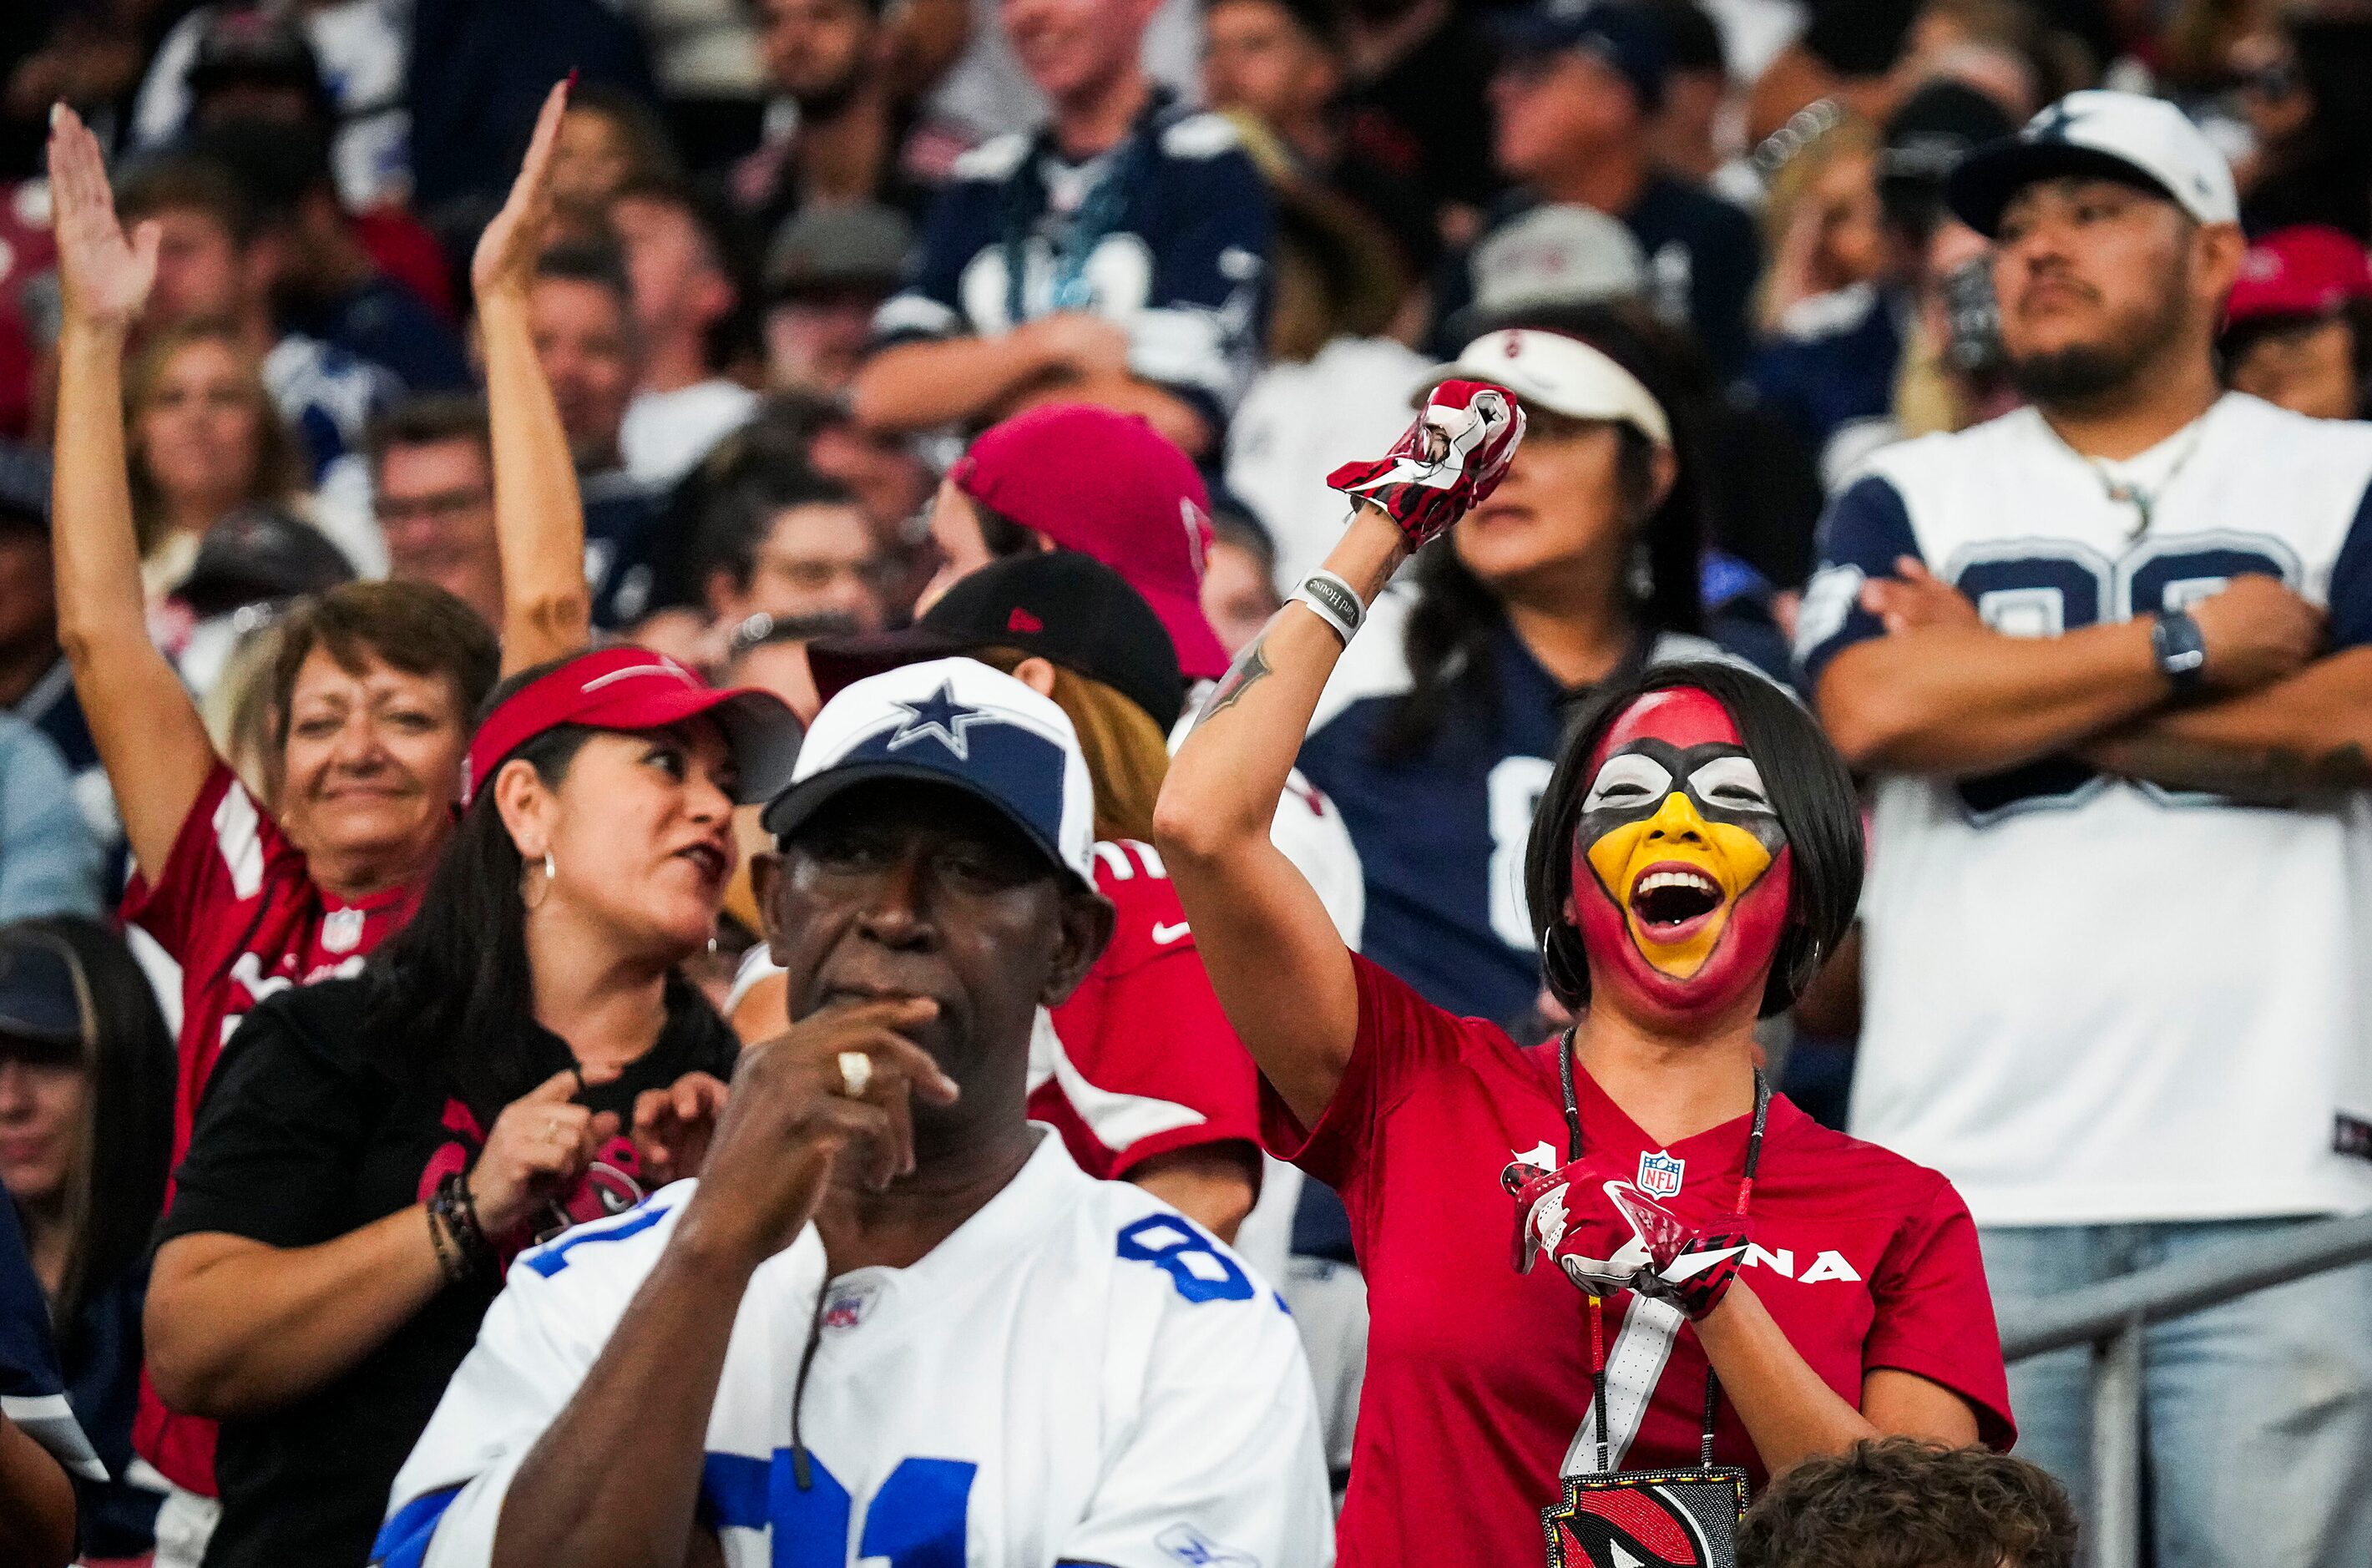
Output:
[{"xmin": 1419, "ymin": 328, "xmax": 1672, "ymax": 448}]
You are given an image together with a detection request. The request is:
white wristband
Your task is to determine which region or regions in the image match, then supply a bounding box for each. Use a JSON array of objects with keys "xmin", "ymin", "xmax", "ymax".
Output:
[{"xmin": 1292, "ymin": 570, "xmax": 1367, "ymax": 645}]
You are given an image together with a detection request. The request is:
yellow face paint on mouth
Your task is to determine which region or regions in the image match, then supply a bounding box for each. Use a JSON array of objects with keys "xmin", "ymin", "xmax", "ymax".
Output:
[{"xmin": 1584, "ymin": 791, "xmax": 1777, "ymax": 979}]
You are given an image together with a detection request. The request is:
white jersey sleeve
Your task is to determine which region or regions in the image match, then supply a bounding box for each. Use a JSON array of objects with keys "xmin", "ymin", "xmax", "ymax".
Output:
[
  {"xmin": 1055, "ymin": 1246, "xmax": 1334, "ymax": 1568},
  {"xmin": 373, "ymin": 1191, "xmax": 695, "ymax": 1568}
]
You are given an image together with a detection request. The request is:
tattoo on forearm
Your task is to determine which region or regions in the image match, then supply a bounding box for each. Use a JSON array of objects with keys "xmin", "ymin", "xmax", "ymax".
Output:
[
  {"xmin": 2098, "ymin": 736, "xmax": 2372, "ymax": 803},
  {"xmin": 1192, "ymin": 635, "xmax": 1272, "ymax": 728}
]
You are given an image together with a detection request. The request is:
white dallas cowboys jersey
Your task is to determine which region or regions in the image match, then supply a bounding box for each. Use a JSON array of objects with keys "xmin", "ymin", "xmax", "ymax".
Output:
[
  {"xmin": 380, "ymin": 1133, "xmax": 1332, "ymax": 1568},
  {"xmin": 1798, "ymin": 393, "xmax": 2372, "ymax": 1225}
]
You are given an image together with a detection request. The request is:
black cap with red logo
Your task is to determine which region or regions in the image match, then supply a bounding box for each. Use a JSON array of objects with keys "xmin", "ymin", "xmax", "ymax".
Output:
[{"xmin": 809, "ymin": 550, "xmax": 1188, "ymax": 731}]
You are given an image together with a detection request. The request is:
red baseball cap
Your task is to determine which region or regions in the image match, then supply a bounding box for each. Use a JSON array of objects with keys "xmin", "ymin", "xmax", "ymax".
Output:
[
  {"xmin": 2227, "ymin": 225, "xmax": 2372, "ymax": 326},
  {"xmin": 463, "ymin": 646, "xmax": 802, "ymax": 807},
  {"xmin": 949, "ymin": 404, "xmax": 1230, "ymax": 680}
]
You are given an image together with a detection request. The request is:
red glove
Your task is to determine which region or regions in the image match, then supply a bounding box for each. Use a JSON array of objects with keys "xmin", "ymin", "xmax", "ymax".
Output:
[
  {"xmin": 1328, "ymin": 378, "xmax": 1525, "ymax": 549},
  {"xmin": 1504, "ymin": 1156, "xmax": 1751, "ymax": 1320}
]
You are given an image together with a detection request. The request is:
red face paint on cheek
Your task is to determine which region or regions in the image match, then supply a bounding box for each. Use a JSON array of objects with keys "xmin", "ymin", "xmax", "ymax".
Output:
[{"xmin": 1565, "ymin": 687, "xmax": 1793, "ymax": 1029}]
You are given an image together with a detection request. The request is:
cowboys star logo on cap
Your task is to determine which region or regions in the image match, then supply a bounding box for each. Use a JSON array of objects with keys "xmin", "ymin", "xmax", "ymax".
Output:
[{"xmin": 887, "ymin": 681, "xmax": 992, "ymax": 760}]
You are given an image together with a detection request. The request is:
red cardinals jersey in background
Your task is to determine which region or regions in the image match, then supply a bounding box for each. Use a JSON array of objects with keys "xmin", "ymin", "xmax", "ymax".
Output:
[{"xmin": 1033, "ymin": 838, "xmax": 1261, "ymax": 1180}]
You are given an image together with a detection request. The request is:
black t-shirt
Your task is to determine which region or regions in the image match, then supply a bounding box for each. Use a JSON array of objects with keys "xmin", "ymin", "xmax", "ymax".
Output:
[
  {"xmin": 159, "ymin": 974, "xmax": 739, "ymax": 1568},
  {"xmin": 1340, "ymin": 8, "xmax": 1501, "ymax": 217}
]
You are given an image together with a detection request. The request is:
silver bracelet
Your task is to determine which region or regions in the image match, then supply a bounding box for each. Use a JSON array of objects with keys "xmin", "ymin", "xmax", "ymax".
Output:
[{"xmin": 1292, "ymin": 570, "xmax": 1367, "ymax": 645}]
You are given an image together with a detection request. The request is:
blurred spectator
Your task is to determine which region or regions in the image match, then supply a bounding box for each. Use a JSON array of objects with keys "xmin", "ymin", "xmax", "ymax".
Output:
[
  {"xmin": 1297, "ymin": 316, "xmax": 1728, "ymax": 1024},
  {"xmin": 1737, "ymin": 1438, "xmax": 2077, "ymax": 1568},
  {"xmin": 549, "ymin": 83, "xmax": 684, "ymax": 216},
  {"xmin": 121, "ymin": 320, "xmax": 313, "ymax": 596},
  {"xmin": 760, "ymin": 201, "xmax": 913, "ymax": 395},
  {"xmin": 917, "ymin": 0, "xmax": 1207, "ymax": 154},
  {"xmin": 922, "ymin": 403, "xmax": 1229, "ymax": 679},
  {"xmin": 0, "ymin": 916, "xmax": 176, "ymax": 1560},
  {"xmin": 1226, "ymin": 155, "xmax": 1429, "ymax": 588},
  {"xmin": 855, "ymin": 0, "xmax": 1274, "ymax": 459},
  {"xmin": 1335, "ymin": 0, "xmax": 1501, "ymax": 231},
  {"xmin": 373, "ymin": 394, "xmax": 503, "ymax": 630},
  {"xmin": 0, "ymin": 447, "xmax": 111, "ymax": 869},
  {"xmin": 146, "ymin": 647, "xmax": 776, "ymax": 1568},
  {"xmin": 528, "ymin": 239, "xmax": 669, "ymax": 629},
  {"xmin": 735, "ymin": 0, "xmax": 929, "ymax": 235},
  {"xmin": 1800, "ymin": 91, "xmax": 2372, "ymax": 1564},
  {"xmin": 1643, "ymin": 0, "xmax": 1729, "ymax": 188},
  {"xmin": 695, "ymin": 467, "xmax": 891, "ymax": 635},
  {"xmin": 2219, "ymin": 225, "xmax": 2372, "ymax": 421},
  {"xmin": 721, "ymin": 607, "xmax": 860, "ymax": 720},
  {"xmin": 1200, "ymin": 0, "xmax": 1436, "ymax": 274},
  {"xmin": 1445, "ymin": 201, "xmax": 1647, "ymax": 348},
  {"xmin": 0, "ymin": 1197, "xmax": 83, "ymax": 1568},
  {"xmin": 131, "ymin": 3, "xmax": 411, "ymax": 211},
  {"xmin": 1464, "ymin": 0, "xmax": 1763, "ymax": 377},
  {"xmin": 0, "ymin": 721, "xmax": 102, "ymax": 923},
  {"xmin": 190, "ymin": 119, "xmax": 471, "ymax": 402},
  {"xmin": 1203, "ymin": 500, "xmax": 1284, "ymax": 655},
  {"xmin": 172, "ymin": 504, "xmax": 357, "ymax": 708},
  {"xmin": 406, "ymin": 0, "xmax": 659, "ymax": 217},
  {"xmin": 114, "ymin": 149, "xmax": 402, "ymax": 514},
  {"xmin": 2228, "ymin": 20, "xmax": 2372, "ymax": 243},
  {"xmin": 609, "ymin": 178, "xmax": 761, "ymax": 487}
]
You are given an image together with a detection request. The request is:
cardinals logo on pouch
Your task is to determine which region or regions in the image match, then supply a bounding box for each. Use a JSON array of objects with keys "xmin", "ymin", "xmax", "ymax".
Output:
[{"xmin": 1545, "ymin": 1469, "xmax": 1748, "ymax": 1568}]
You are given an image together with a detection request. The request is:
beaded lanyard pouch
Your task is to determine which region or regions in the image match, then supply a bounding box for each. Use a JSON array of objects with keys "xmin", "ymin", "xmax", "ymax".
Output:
[{"xmin": 1540, "ymin": 1044, "xmax": 1764, "ymax": 1568}]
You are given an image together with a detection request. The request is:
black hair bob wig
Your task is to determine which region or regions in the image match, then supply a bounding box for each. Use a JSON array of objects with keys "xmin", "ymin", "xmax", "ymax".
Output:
[{"xmin": 1525, "ymin": 660, "xmax": 1862, "ymax": 1019}]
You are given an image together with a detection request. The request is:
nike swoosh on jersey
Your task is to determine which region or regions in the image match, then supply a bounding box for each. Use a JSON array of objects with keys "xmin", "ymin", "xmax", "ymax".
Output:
[
  {"xmin": 1151, "ymin": 921, "xmax": 1191, "ymax": 944},
  {"xmin": 1663, "ymin": 1243, "xmax": 1749, "ymax": 1283}
]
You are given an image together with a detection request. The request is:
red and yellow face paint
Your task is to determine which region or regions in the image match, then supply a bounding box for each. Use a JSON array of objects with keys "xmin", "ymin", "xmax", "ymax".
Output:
[{"xmin": 1567, "ymin": 688, "xmax": 1792, "ymax": 1029}]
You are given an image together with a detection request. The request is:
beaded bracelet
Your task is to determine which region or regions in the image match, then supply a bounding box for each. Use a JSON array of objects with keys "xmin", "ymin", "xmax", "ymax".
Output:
[
  {"xmin": 430, "ymin": 1171, "xmax": 498, "ymax": 1282},
  {"xmin": 424, "ymin": 1204, "xmax": 468, "ymax": 1286}
]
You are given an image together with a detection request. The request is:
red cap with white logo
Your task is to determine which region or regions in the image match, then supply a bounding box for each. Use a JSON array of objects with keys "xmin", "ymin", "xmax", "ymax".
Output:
[
  {"xmin": 462, "ymin": 646, "xmax": 802, "ymax": 806},
  {"xmin": 949, "ymin": 404, "xmax": 1227, "ymax": 680},
  {"xmin": 2227, "ymin": 225, "xmax": 2372, "ymax": 326}
]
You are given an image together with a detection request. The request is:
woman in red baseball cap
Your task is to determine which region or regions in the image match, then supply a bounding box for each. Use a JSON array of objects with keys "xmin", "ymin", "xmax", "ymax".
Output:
[{"xmin": 142, "ymin": 646, "xmax": 799, "ymax": 1568}]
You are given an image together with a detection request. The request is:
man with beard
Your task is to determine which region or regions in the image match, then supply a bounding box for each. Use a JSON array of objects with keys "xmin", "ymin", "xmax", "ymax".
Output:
[
  {"xmin": 1798, "ymin": 91, "xmax": 2372, "ymax": 1567},
  {"xmin": 736, "ymin": 0, "xmax": 931, "ymax": 238}
]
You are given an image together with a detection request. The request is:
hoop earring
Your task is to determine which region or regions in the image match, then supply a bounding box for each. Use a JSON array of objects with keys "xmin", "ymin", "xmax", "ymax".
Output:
[{"xmin": 523, "ymin": 851, "xmax": 555, "ymax": 912}]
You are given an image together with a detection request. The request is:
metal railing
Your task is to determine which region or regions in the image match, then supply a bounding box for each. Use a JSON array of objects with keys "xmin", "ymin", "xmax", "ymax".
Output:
[{"xmin": 1995, "ymin": 1212, "xmax": 2372, "ymax": 1568}]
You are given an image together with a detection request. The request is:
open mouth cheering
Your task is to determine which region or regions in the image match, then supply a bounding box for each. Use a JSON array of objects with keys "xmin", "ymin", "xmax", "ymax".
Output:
[{"xmin": 1579, "ymin": 743, "xmax": 1785, "ymax": 979}]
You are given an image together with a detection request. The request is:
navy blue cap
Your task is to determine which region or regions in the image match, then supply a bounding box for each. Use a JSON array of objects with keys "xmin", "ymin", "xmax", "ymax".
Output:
[
  {"xmin": 1494, "ymin": 0, "xmax": 1669, "ymax": 113},
  {"xmin": 0, "ymin": 931, "xmax": 84, "ymax": 1050}
]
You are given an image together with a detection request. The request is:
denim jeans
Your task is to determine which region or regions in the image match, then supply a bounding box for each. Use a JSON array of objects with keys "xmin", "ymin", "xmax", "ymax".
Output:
[{"xmin": 1980, "ymin": 1220, "xmax": 2372, "ymax": 1568}]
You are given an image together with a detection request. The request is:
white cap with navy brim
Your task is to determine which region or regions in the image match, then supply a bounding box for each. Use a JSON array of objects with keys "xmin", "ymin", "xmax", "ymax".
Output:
[
  {"xmin": 1419, "ymin": 328, "xmax": 1672, "ymax": 448},
  {"xmin": 1945, "ymin": 89, "xmax": 2238, "ymax": 238},
  {"xmin": 760, "ymin": 656, "xmax": 1096, "ymax": 887}
]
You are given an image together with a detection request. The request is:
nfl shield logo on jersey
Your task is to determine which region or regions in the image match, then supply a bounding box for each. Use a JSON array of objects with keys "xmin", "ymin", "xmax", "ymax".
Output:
[
  {"xmin": 1637, "ymin": 1150, "xmax": 1685, "ymax": 1200},
  {"xmin": 1543, "ymin": 1469, "xmax": 1748, "ymax": 1568}
]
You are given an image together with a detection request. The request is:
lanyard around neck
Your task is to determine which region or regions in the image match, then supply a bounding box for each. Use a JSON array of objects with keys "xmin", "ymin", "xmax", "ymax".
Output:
[{"xmin": 1558, "ymin": 1035, "xmax": 1770, "ymax": 1472}]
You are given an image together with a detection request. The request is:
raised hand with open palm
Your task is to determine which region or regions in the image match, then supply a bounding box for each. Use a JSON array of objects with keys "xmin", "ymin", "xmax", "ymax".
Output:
[
  {"xmin": 473, "ymin": 77, "xmax": 571, "ymax": 306},
  {"xmin": 47, "ymin": 103, "xmax": 158, "ymax": 336}
]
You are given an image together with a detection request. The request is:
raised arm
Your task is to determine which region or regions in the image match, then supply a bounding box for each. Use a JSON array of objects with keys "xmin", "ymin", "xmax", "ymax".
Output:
[
  {"xmin": 1156, "ymin": 382, "xmax": 1520, "ymax": 1130},
  {"xmin": 45, "ymin": 104, "xmax": 217, "ymax": 883},
  {"xmin": 474, "ymin": 80, "xmax": 592, "ymax": 675}
]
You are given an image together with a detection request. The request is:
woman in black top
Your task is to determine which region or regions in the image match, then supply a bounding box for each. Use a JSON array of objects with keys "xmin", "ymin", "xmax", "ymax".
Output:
[{"xmin": 144, "ymin": 646, "xmax": 801, "ymax": 1568}]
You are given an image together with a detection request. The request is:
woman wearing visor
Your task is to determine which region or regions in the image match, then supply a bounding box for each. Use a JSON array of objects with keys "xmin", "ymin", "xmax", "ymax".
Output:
[
  {"xmin": 144, "ymin": 646, "xmax": 800, "ymax": 1568},
  {"xmin": 1294, "ymin": 313, "xmax": 1742, "ymax": 1030},
  {"xmin": 1159, "ymin": 382, "xmax": 2010, "ymax": 1566}
]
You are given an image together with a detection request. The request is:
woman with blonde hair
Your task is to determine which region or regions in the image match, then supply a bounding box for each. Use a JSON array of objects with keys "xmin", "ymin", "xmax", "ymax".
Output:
[
  {"xmin": 730, "ymin": 550, "xmax": 1266, "ymax": 1239},
  {"xmin": 122, "ymin": 319, "xmax": 310, "ymax": 596}
]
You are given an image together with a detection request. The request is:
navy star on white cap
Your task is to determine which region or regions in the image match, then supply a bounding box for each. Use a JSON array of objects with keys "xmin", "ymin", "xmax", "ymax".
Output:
[{"xmin": 887, "ymin": 681, "xmax": 991, "ymax": 759}]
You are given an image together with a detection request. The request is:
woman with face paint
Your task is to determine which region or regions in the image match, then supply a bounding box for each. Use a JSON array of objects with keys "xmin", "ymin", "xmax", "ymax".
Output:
[{"xmin": 1157, "ymin": 382, "xmax": 2012, "ymax": 1566}]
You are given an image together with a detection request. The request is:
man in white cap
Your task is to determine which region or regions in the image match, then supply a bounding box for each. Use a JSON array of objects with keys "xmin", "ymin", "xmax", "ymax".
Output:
[
  {"xmin": 1798, "ymin": 89, "xmax": 2372, "ymax": 1566},
  {"xmin": 377, "ymin": 658, "xmax": 1331, "ymax": 1568}
]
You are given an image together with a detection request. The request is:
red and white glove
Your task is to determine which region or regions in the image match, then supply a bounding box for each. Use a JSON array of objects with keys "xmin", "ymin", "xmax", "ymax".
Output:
[
  {"xmin": 1328, "ymin": 378, "xmax": 1525, "ymax": 550},
  {"xmin": 1505, "ymin": 1155, "xmax": 1752, "ymax": 1320}
]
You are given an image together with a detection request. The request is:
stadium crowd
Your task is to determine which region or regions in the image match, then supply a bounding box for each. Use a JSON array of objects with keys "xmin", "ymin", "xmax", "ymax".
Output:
[{"xmin": 2, "ymin": 0, "xmax": 2370, "ymax": 1564}]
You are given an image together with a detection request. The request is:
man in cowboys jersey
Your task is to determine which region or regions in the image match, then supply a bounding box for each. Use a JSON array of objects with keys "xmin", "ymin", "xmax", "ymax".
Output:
[{"xmin": 377, "ymin": 659, "xmax": 1329, "ymax": 1568}]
